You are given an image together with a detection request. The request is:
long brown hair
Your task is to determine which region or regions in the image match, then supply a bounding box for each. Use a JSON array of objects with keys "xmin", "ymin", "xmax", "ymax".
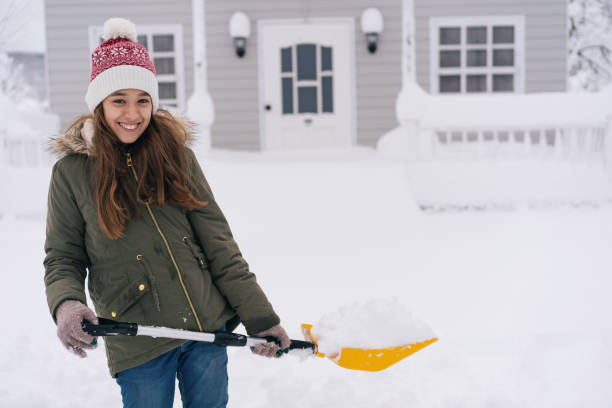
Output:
[{"xmin": 68, "ymin": 107, "xmax": 207, "ymax": 240}]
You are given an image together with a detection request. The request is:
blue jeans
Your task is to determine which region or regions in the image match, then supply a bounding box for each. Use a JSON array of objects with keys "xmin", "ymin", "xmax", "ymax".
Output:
[{"xmin": 116, "ymin": 340, "xmax": 228, "ymax": 408}]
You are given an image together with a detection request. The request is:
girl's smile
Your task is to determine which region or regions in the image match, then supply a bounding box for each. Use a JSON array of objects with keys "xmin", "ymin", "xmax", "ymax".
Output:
[{"xmin": 118, "ymin": 122, "xmax": 140, "ymax": 131}]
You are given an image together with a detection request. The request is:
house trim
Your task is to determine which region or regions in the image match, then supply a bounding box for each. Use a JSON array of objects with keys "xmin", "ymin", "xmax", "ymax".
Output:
[{"xmin": 429, "ymin": 15, "xmax": 526, "ymax": 94}]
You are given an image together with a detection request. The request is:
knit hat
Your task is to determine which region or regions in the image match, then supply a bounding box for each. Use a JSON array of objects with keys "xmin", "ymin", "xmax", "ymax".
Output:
[{"xmin": 85, "ymin": 18, "xmax": 158, "ymax": 113}]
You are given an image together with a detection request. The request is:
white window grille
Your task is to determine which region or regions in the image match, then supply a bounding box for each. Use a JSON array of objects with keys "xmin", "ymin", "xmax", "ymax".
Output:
[
  {"xmin": 88, "ymin": 24, "xmax": 186, "ymax": 110},
  {"xmin": 429, "ymin": 16, "xmax": 525, "ymax": 94}
]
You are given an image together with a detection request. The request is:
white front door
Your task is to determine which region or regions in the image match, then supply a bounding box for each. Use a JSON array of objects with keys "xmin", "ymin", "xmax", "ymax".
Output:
[{"xmin": 259, "ymin": 20, "xmax": 354, "ymax": 150}]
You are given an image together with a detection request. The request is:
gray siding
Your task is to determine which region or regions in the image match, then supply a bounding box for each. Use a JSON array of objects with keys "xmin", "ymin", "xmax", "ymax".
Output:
[
  {"xmin": 45, "ymin": 0, "xmax": 194, "ymax": 130},
  {"xmin": 206, "ymin": 0, "xmax": 402, "ymax": 150},
  {"xmin": 414, "ymin": 0, "xmax": 567, "ymax": 93}
]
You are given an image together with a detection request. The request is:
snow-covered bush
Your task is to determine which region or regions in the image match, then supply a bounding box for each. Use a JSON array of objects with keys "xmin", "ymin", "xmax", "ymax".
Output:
[
  {"xmin": 0, "ymin": 52, "xmax": 58, "ymax": 167},
  {"xmin": 0, "ymin": 52, "xmax": 59, "ymax": 217},
  {"xmin": 0, "ymin": 53, "xmax": 39, "ymax": 102},
  {"xmin": 568, "ymin": 0, "xmax": 612, "ymax": 91}
]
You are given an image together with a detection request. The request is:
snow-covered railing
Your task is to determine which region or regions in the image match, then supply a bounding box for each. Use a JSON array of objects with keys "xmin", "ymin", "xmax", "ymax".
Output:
[
  {"xmin": 0, "ymin": 100, "xmax": 59, "ymax": 168},
  {"xmin": 1, "ymin": 133, "xmax": 55, "ymax": 167},
  {"xmin": 383, "ymin": 82, "xmax": 612, "ymax": 175},
  {"xmin": 426, "ymin": 124, "xmax": 607, "ymax": 161}
]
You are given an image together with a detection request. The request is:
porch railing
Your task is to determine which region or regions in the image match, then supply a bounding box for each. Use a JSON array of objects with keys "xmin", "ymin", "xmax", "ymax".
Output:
[
  {"xmin": 393, "ymin": 82, "xmax": 612, "ymax": 175},
  {"xmin": 0, "ymin": 107, "xmax": 59, "ymax": 168},
  {"xmin": 1, "ymin": 135, "xmax": 55, "ymax": 167},
  {"xmin": 426, "ymin": 124, "xmax": 607, "ymax": 162}
]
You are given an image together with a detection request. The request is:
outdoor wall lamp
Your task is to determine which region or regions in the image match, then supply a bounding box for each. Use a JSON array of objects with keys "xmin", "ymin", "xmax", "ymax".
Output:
[
  {"xmin": 360, "ymin": 7, "xmax": 384, "ymax": 53},
  {"xmin": 229, "ymin": 12, "xmax": 250, "ymax": 58}
]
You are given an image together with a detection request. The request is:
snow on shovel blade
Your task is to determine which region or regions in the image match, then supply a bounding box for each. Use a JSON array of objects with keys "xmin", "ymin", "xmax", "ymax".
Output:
[{"xmin": 301, "ymin": 323, "xmax": 438, "ymax": 372}]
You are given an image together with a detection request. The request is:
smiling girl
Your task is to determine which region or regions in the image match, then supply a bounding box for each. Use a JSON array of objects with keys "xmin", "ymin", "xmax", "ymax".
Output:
[{"xmin": 44, "ymin": 18, "xmax": 289, "ymax": 408}]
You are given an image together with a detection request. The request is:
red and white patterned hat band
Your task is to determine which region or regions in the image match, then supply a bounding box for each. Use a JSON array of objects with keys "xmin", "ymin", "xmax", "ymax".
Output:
[
  {"xmin": 85, "ymin": 18, "xmax": 159, "ymax": 113},
  {"xmin": 90, "ymin": 37, "xmax": 156, "ymax": 82}
]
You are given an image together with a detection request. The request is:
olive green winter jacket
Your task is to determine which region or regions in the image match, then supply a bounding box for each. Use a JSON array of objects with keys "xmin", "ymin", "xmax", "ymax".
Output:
[{"xmin": 43, "ymin": 122, "xmax": 280, "ymax": 377}]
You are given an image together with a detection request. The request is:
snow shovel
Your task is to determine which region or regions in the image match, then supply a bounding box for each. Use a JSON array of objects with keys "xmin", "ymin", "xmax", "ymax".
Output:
[
  {"xmin": 300, "ymin": 323, "xmax": 437, "ymax": 372},
  {"xmin": 82, "ymin": 318, "xmax": 437, "ymax": 372}
]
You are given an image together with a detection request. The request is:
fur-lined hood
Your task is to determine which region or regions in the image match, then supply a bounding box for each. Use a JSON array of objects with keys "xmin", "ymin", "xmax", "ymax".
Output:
[{"xmin": 50, "ymin": 116, "xmax": 194, "ymax": 158}]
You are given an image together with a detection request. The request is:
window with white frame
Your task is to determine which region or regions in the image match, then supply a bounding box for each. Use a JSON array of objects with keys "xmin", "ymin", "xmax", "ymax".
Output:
[
  {"xmin": 88, "ymin": 25, "xmax": 185, "ymax": 110},
  {"xmin": 429, "ymin": 16, "xmax": 525, "ymax": 94}
]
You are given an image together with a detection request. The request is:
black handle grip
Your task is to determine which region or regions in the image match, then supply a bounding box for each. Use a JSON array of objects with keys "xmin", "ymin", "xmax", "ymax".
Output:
[
  {"xmin": 264, "ymin": 336, "xmax": 281, "ymax": 346},
  {"xmin": 263, "ymin": 336, "xmax": 316, "ymax": 356},
  {"xmin": 82, "ymin": 317, "xmax": 138, "ymax": 336},
  {"xmin": 288, "ymin": 339, "xmax": 316, "ymax": 352}
]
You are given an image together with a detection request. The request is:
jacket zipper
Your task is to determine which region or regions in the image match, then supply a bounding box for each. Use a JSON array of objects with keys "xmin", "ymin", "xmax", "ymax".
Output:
[{"xmin": 126, "ymin": 152, "xmax": 204, "ymax": 332}]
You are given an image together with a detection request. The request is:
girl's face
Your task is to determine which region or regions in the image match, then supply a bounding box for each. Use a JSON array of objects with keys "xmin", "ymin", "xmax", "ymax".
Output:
[{"xmin": 101, "ymin": 89, "xmax": 152, "ymax": 144}]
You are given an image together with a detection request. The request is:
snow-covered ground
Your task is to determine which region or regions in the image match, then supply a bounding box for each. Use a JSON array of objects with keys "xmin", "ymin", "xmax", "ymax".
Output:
[{"xmin": 1, "ymin": 150, "xmax": 611, "ymax": 407}]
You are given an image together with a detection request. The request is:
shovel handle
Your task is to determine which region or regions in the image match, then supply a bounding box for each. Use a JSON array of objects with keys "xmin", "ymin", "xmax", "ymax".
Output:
[{"xmin": 82, "ymin": 318, "xmax": 317, "ymax": 355}]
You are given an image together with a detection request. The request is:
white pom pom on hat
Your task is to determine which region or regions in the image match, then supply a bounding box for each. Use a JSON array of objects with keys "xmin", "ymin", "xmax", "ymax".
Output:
[{"xmin": 103, "ymin": 18, "xmax": 137, "ymax": 42}]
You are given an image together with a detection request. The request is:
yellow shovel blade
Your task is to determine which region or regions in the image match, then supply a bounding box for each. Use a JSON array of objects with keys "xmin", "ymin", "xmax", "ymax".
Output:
[{"xmin": 301, "ymin": 323, "xmax": 437, "ymax": 372}]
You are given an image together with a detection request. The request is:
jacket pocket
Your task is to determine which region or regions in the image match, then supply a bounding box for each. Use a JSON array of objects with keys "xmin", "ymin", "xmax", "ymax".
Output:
[
  {"xmin": 90, "ymin": 260, "xmax": 150, "ymax": 320},
  {"xmin": 182, "ymin": 236, "xmax": 208, "ymax": 269},
  {"xmin": 136, "ymin": 254, "xmax": 161, "ymax": 311}
]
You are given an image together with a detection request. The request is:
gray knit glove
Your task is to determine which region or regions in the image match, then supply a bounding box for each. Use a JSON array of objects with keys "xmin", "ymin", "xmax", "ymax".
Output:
[
  {"xmin": 55, "ymin": 300, "xmax": 99, "ymax": 358},
  {"xmin": 251, "ymin": 324, "xmax": 291, "ymax": 358}
]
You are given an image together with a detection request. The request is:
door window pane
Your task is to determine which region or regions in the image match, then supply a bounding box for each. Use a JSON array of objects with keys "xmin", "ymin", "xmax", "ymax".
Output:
[
  {"xmin": 439, "ymin": 75, "xmax": 460, "ymax": 93},
  {"xmin": 137, "ymin": 35, "xmax": 148, "ymax": 49},
  {"xmin": 153, "ymin": 34, "xmax": 174, "ymax": 52},
  {"xmin": 321, "ymin": 46, "xmax": 332, "ymax": 71},
  {"xmin": 282, "ymin": 77, "xmax": 293, "ymax": 114},
  {"xmin": 298, "ymin": 86, "xmax": 317, "ymax": 113},
  {"xmin": 493, "ymin": 49, "xmax": 514, "ymax": 66},
  {"xmin": 466, "ymin": 75, "xmax": 486, "ymax": 92},
  {"xmin": 467, "ymin": 26, "xmax": 486, "ymax": 44},
  {"xmin": 322, "ymin": 76, "xmax": 333, "ymax": 113},
  {"xmin": 159, "ymin": 82, "xmax": 177, "ymax": 99},
  {"xmin": 467, "ymin": 50, "xmax": 487, "ymax": 67},
  {"xmin": 439, "ymin": 50, "xmax": 460, "ymax": 67},
  {"xmin": 493, "ymin": 26, "xmax": 514, "ymax": 44},
  {"xmin": 297, "ymin": 44, "xmax": 317, "ymax": 81},
  {"xmin": 439, "ymin": 27, "xmax": 460, "ymax": 45},
  {"xmin": 154, "ymin": 57, "xmax": 175, "ymax": 74},
  {"xmin": 281, "ymin": 47, "xmax": 292, "ymax": 73},
  {"xmin": 493, "ymin": 74, "xmax": 513, "ymax": 92}
]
